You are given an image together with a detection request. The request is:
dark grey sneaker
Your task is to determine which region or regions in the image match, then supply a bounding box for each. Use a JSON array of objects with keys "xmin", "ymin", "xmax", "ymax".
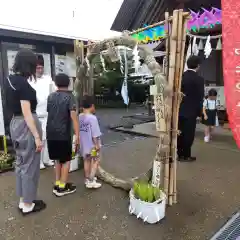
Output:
[
  {"xmin": 54, "ymin": 183, "xmax": 76, "ymax": 197},
  {"xmin": 21, "ymin": 200, "xmax": 47, "ymax": 216},
  {"xmin": 53, "ymin": 185, "xmax": 59, "ymax": 194}
]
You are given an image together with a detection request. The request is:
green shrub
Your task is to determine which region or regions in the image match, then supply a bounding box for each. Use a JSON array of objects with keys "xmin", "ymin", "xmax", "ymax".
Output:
[{"xmin": 0, "ymin": 152, "xmax": 15, "ymax": 171}]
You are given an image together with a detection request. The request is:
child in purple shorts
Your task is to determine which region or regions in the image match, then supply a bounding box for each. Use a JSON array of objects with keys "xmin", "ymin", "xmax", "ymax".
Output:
[{"xmin": 79, "ymin": 95, "xmax": 102, "ymax": 189}]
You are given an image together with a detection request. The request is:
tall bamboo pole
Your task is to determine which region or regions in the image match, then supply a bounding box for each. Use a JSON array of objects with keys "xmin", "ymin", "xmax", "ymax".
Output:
[
  {"xmin": 167, "ymin": 10, "xmax": 179, "ymax": 206},
  {"xmin": 170, "ymin": 9, "xmax": 184, "ymax": 205},
  {"xmin": 163, "ymin": 11, "xmax": 170, "ymax": 202},
  {"xmin": 172, "ymin": 13, "xmax": 188, "ymax": 204}
]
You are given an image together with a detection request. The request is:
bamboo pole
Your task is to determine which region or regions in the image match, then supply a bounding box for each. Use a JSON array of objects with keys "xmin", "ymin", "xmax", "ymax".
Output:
[
  {"xmin": 170, "ymin": 9, "xmax": 184, "ymax": 206},
  {"xmin": 173, "ymin": 14, "xmax": 188, "ymax": 204},
  {"xmin": 163, "ymin": 11, "xmax": 170, "ymax": 202},
  {"xmin": 83, "ymin": 12, "xmax": 190, "ymax": 48},
  {"xmin": 167, "ymin": 10, "xmax": 179, "ymax": 206},
  {"xmin": 117, "ymin": 12, "xmax": 189, "ymax": 36}
]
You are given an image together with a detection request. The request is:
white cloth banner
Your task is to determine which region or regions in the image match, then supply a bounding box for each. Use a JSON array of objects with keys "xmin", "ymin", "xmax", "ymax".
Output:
[
  {"xmin": 121, "ymin": 48, "xmax": 129, "ymax": 105},
  {"xmin": 184, "ymin": 43, "xmax": 192, "ymax": 72}
]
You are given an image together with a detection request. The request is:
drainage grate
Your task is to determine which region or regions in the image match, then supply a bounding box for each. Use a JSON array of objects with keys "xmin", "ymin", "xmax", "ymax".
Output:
[{"xmin": 211, "ymin": 211, "xmax": 240, "ymax": 240}]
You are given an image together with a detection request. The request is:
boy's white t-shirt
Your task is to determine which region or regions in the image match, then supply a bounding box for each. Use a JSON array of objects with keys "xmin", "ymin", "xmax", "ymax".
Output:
[{"xmin": 203, "ymin": 99, "xmax": 218, "ymax": 110}]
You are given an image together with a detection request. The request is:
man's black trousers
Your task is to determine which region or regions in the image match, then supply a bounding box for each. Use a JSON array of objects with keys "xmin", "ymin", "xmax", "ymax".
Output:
[{"xmin": 177, "ymin": 116, "xmax": 197, "ymax": 158}]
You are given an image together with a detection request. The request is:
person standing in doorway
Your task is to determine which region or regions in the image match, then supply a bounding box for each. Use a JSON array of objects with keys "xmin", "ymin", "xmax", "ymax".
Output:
[
  {"xmin": 29, "ymin": 54, "xmax": 56, "ymax": 169},
  {"xmin": 7, "ymin": 49, "xmax": 46, "ymax": 215},
  {"xmin": 177, "ymin": 55, "xmax": 205, "ymax": 162}
]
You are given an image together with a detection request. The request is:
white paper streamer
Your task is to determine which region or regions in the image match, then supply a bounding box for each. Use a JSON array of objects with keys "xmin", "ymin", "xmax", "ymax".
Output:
[
  {"xmin": 99, "ymin": 53, "xmax": 106, "ymax": 72},
  {"xmin": 118, "ymin": 47, "xmax": 124, "ymax": 74},
  {"xmin": 85, "ymin": 56, "xmax": 90, "ymax": 70},
  {"xmin": 192, "ymin": 36, "xmax": 199, "ymax": 56},
  {"xmin": 132, "ymin": 44, "xmax": 140, "ymax": 73},
  {"xmin": 198, "ymin": 39, "xmax": 204, "ymax": 50},
  {"xmin": 121, "ymin": 48, "xmax": 129, "ymax": 105},
  {"xmin": 216, "ymin": 38, "xmax": 222, "ymax": 50},
  {"xmin": 204, "ymin": 35, "xmax": 212, "ymax": 58}
]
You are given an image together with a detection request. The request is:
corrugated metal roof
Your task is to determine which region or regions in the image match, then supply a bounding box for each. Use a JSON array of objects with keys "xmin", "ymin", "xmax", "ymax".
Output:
[
  {"xmin": 111, "ymin": 0, "xmax": 177, "ymax": 32},
  {"xmin": 111, "ymin": 0, "xmax": 221, "ymax": 32},
  {"xmin": 111, "ymin": 0, "xmax": 145, "ymax": 32}
]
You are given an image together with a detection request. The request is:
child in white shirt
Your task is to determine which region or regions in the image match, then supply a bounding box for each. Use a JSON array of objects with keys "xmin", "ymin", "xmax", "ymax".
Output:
[{"xmin": 202, "ymin": 88, "xmax": 219, "ymax": 142}]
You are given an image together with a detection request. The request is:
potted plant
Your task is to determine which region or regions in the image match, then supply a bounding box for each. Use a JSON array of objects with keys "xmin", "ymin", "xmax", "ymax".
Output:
[
  {"xmin": 129, "ymin": 181, "xmax": 166, "ymax": 224},
  {"xmin": 0, "ymin": 152, "xmax": 15, "ymax": 173}
]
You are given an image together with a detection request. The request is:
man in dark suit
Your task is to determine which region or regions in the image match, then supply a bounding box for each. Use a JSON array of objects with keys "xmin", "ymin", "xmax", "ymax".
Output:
[{"xmin": 177, "ymin": 55, "xmax": 204, "ymax": 162}]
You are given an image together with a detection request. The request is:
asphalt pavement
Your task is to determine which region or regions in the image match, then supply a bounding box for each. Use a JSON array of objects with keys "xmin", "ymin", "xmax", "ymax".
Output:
[{"xmin": 0, "ymin": 107, "xmax": 239, "ymax": 240}]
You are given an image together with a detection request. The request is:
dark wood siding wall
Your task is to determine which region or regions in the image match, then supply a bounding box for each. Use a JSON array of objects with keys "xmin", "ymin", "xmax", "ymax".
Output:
[{"xmin": 111, "ymin": 0, "xmax": 221, "ymax": 32}]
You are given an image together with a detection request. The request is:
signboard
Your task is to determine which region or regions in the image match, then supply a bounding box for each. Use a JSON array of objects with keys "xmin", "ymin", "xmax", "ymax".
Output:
[
  {"xmin": 55, "ymin": 55, "xmax": 66, "ymax": 74},
  {"xmin": 152, "ymin": 160, "xmax": 161, "ymax": 188},
  {"xmin": 55, "ymin": 54, "xmax": 77, "ymax": 78},
  {"xmin": 65, "ymin": 53, "xmax": 76, "ymax": 77},
  {"xmin": 150, "ymin": 85, "xmax": 157, "ymax": 95},
  {"xmin": 154, "ymin": 94, "xmax": 166, "ymax": 132},
  {"xmin": 222, "ymin": 0, "xmax": 240, "ymax": 147}
]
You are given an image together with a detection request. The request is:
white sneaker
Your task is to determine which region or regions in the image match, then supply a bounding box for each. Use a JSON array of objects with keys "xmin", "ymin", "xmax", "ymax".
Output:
[
  {"xmin": 45, "ymin": 160, "xmax": 54, "ymax": 167},
  {"xmin": 84, "ymin": 179, "xmax": 89, "ymax": 185},
  {"xmin": 40, "ymin": 162, "xmax": 46, "ymax": 169},
  {"xmin": 19, "ymin": 202, "xmax": 24, "ymax": 210},
  {"xmin": 204, "ymin": 136, "xmax": 210, "ymax": 143},
  {"xmin": 86, "ymin": 180, "xmax": 102, "ymax": 189},
  {"xmin": 84, "ymin": 177, "xmax": 97, "ymax": 185}
]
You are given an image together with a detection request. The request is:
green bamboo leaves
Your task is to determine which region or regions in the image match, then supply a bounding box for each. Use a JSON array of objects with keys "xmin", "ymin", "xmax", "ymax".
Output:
[{"xmin": 133, "ymin": 181, "xmax": 163, "ymax": 203}]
